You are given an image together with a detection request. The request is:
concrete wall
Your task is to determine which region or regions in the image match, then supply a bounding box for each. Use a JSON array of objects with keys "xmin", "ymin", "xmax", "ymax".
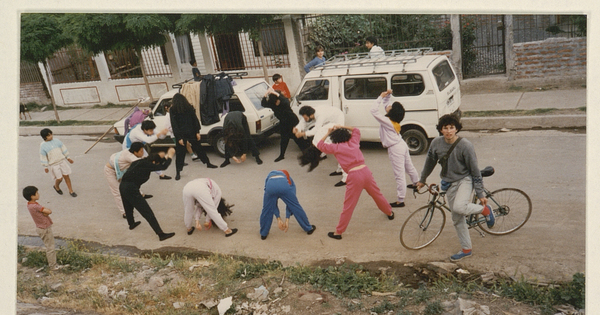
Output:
[
  {"xmin": 20, "ymin": 82, "xmax": 50, "ymax": 104},
  {"xmin": 513, "ymin": 37, "xmax": 586, "ymax": 80}
]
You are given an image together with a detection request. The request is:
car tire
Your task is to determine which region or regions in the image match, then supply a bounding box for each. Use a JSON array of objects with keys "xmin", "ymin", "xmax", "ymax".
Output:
[
  {"xmin": 211, "ymin": 132, "xmax": 227, "ymax": 157},
  {"xmin": 402, "ymin": 129, "xmax": 429, "ymax": 155}
]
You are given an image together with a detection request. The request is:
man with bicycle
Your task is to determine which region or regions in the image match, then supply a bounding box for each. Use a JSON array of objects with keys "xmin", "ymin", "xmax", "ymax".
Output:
[{"xmin": 416, "ymin": 114, "xmax": 495, "ymax": 261}]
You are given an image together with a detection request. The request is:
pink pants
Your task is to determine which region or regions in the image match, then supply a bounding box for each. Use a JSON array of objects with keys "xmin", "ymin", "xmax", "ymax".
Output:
[{"xmin": 336, "ymin": 166, "xmax": 392, "ymax": 234}]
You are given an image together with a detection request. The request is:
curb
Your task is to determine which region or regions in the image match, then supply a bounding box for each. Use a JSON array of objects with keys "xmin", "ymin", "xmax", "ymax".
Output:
[{"xmin": 461, "ymin": 115, "xmax": 586, "ymax": 131}]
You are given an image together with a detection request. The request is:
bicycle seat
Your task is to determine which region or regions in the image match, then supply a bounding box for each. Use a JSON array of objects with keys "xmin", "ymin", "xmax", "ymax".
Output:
[{"xmin": 480, "ymin": 166, "xmax": 495, "ymax": 177}]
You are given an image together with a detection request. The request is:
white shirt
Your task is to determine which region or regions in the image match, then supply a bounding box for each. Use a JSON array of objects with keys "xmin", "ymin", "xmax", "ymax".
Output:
[
  {"xmin": 122, "ymin": 124, "xmax": 159, "ymax": 150},
  {"xmin": 370, "ymin": 45, "xmax": 384, "ymax": 58},
  {"xmin": 295, "ymin": 105, "xmax": 345, "ymax": 138}
]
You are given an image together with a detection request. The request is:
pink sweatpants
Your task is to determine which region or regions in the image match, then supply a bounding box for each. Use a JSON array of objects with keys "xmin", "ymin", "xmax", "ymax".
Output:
[{"xmin": 336, "ymin": 166, "xmax": 393, "ymax": 234}]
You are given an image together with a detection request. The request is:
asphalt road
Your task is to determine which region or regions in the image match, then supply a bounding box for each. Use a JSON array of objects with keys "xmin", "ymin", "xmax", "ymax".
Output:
[{"xmin": 16, "ymin": 129, "xmax": 585, "ymax": 282}]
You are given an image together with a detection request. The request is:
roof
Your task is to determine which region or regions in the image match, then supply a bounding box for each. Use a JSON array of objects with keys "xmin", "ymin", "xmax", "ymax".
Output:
[{"xmin": 305, "ymin": 48, "xmax": 447, "ymax": 78}]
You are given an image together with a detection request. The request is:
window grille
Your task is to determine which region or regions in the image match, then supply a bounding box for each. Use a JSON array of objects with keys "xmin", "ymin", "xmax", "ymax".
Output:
[{"xmin": 105, "ymin": 46, "xmax": 172, "ymax": 79}]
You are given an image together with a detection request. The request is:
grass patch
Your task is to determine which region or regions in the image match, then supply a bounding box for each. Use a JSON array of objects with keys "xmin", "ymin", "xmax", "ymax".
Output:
[{"xmin": 19, "ymin": 120, "xmax": 117, "ymax": 126}]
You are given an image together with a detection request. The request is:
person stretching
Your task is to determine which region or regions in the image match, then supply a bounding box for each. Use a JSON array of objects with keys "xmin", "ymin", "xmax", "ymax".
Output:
[
  {"xmin": 260, "ymin": 170, "xmax": 316, "ymax": 240},
  {"xmin": 371, "ymin": 89, "xmax": 420, "ymax": 207},
  {"xmin": 317, "ymin": 126, "xmax": 394, "ymax": 240},
  {"xmin": 182, "ymin": 178, "xmax": 238, "ymax": 237}
]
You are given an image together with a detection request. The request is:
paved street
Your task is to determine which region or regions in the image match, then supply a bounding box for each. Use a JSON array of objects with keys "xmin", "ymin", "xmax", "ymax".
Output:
[{"xmin": 17, "ymin": 129, "xmax": 585, "ymax": 282}]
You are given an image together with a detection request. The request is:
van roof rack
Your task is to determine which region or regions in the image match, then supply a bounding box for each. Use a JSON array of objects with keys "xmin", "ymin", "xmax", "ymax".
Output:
[
  {"xmin": 314, "ymin": 47, "xmax": 434, "ymax": 72},
  {"xmin": 172, "ymin": 72, "xmax": 249, "ymax": 89}
]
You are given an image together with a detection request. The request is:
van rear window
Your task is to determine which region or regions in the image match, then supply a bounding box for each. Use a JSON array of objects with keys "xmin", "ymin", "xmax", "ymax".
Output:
[
  {"xmin": 391, "ymin": 74, "xmax": 425, "ymax": 97},
  {"xmin": 344, "ymin": 77, "xmax": 386, "ymax": 99},
  {"xmin": 297, "ymin": 80, "xmax": 329, "ymax": 101},
  {"xmin": 432, "ymin": 60, "xmax": 456, "ymax": 92}
]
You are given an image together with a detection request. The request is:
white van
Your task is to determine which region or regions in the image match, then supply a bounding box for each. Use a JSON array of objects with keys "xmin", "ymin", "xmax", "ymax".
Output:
[
  {"xmin": 291, "ymin": 48, "xmax": 462, "ymax": 155},
  {"xmin": 113, "ymin": 76, "xmax": 279, "ymax": 156}
]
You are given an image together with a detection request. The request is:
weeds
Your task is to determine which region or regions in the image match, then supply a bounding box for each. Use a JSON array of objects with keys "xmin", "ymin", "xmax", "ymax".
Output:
[
  {"xmin": 235, "ymin": 260, "xmax": 282, "ymax": 279},
  {"xmin": 423, "ymin": 300, "xmax": 444, "ymax": 315}
]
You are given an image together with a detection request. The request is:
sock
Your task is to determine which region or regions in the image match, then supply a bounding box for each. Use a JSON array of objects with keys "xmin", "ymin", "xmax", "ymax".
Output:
[
  {"xmin": 481, "ymin": 205, "xmax": 490, "ymax": 216},
  {"xmin": 462, "ymin": 249, "xmax": 472, "ymax": 254}
]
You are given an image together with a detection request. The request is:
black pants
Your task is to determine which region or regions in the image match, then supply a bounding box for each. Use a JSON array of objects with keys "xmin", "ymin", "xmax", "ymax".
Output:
[
  {"xmin": 279, "ymin": 127, "xmax": 310, "ymax": 157},
  {"xmin": 120, "ymin": 181, "xmax": 164, "ymax": 235},
  {"xmin": 175, "ymin": 138, "xmax": 209, "ymax": 172}
]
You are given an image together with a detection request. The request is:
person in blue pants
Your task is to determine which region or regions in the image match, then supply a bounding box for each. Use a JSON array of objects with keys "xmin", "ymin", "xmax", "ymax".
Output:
[{"xmin": 259, "ymin": 170, "xmax": 316, "ymax": 240}]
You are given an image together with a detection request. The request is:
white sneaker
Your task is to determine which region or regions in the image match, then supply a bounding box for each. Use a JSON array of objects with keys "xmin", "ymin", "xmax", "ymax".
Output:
[{"xmin": 191, "ymin": 153, "xmax": 199, "ymax": 159}]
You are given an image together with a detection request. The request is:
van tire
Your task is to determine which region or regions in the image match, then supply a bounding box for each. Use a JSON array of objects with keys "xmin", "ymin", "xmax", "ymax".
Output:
[
  {"xmin": 211, "ymin": 131, "xmax": 227, "ymax": 157},
  {"xmin": 402, "ymin": 129, "xmax": 429, "ymax": 155}
]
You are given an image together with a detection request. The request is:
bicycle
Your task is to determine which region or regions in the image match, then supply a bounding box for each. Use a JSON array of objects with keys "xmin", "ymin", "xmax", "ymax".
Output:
[{"xmin": 400, "ymin": 166, "xmax": 532, "ymax": 250}]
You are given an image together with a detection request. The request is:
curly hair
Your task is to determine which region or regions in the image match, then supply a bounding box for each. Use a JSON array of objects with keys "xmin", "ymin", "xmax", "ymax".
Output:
[
  {"xmin": 385, "ymin": 101, "xmax": 405, "ymax": 123},
  {"xmin": 436, "ymin": 114, "xmax": 462, "ymax": 133},
  {"xmin": 298, "ymin": 146, "xmax": 322, "ymax": 172},
  {"xmin": 329, "ymin": 128, "xmax": 352, "ymax": 144}
]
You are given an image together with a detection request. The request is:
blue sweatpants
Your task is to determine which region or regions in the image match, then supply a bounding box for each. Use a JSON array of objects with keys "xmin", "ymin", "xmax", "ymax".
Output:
[{"xmin": 259, "ymin": 171, "xmax": 312, "ymax": 237}]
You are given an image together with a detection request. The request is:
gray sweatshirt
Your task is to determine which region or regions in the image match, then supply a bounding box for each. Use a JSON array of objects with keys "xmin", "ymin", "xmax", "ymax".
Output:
[{"xmin": 419, "ymin": 136, "xmax": 484, "ymax": 198}]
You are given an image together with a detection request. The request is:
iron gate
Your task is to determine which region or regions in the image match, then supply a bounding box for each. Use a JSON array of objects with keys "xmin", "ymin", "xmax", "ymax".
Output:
[{"xmin": 461, "ymin": 15, "xmax": 506, "ymax": 78}]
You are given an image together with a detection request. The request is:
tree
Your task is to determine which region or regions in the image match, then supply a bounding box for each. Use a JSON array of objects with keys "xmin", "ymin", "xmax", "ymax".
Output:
[
  {"xmin": 61, "ymin": 14, "xmax": 177, "ymax": 101},
  {"xmin": 21, "ymin": 14, "xmax": 72, "ymax": 123},
  {"xmin": 176, "ymin": 14, "xmax": 279, "ymax": 81}
]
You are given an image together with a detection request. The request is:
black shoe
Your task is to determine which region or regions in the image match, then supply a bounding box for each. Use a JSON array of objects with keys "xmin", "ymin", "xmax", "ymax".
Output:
[
  {"xmin": 175, "ymin": 173, "xmax": 181, "ymax": 181},
  {"xmin": 160, "ymin": 175, "xmax": 172, "ymax": 180},
  {"xmin": 390, "ymin": 202, "xmax": 405, "ymax": 208},
  {"xmin": 122, "ymin": 213, "xmax": 127, "ymax": 219},
  {"xmin": 53, "ymin": 185, "xmax": 63, "ymax": 195},
  {"xmin": 187, "ymin": 227, "xmax": 195, "ymax": 235},
  {"xmin": 143, "ymin": 194, "xmax": 153, "ymax": 199},
  {"xmin": 159, "ymin": 232, "xmax": 175, "ymax": 241},
  {"xmin": 261, "ymin": 234, "xmax": 268, "ymax": 240},
  {"xmin": 327, "ymin": 232, "xmax": 342, "ymax": 240},
  {"xmin": 220, "ymin": 160, "xmax": 230, "ymax": 168},
  {"xmin": 388, "ymin": 211, "xmax": 395, "ymax": 220},
  {"xmin": 256, "ymin": 157, "xmax": 263, "ymax": 165},
  {"xmin": 129, "ymin": 221, "xmax": 141, "ymax": 230},
  {"xmin": 334, "ymin": 181, "xmax": 346, "ymax": 187},
  {"xmin": 207, "ymin": 163, "xmax": 218, "ymax": 169},
  {"xmin": 307, "ymin": 225, "xmax": 316, "ymax": 235},
  {"xmin": 274, "ymin": 156, "xmax": 284, "ymax": 162},
  {"xmin": 69, "ymin": 192, "xmax": 77, "ymax": 197},
  {"xmin": 225, "ymin": 228, "xmax": 238, "ymax": 237},
  {"xmin": 329, "ymin": 171, "xmax": 343, "ymax": 176}
]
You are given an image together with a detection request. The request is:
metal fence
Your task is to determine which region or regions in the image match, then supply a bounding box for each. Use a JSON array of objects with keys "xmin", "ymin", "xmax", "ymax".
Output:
[
  {"xmin": 105, "ymin": 47, "xmax": 172, "ymax": 80},
  {"xmin": 46, "ymin": 46, "xmax": 101, "ymax": 84},
  {"xmin": 461, "ymin": 15, "xmax": 506, "ymax": 78},
  {"xmin": 513, "ymin": 15, "xmax": 585, "ymax": 43},
  {"xmin": 20, "ymin": 61, "xmax": 43, "ymax": 83},
  {"xmin": 208, "ymin": 22, "xmax": 291, "ymax": 71}
]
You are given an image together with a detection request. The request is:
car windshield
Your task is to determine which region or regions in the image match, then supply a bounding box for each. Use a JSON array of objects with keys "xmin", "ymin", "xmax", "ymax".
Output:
[{"xmin": 245, "ymin": 82, "xmax": 270, "ymax": 111}]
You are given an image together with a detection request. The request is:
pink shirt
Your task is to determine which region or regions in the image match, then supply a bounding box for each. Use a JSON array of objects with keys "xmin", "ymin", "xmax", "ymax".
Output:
[
  {"xmin": 27, "ymin": 201, "xmax": 53, "ymax": 229},
  {"xmin": 317, "ymin": 128, "xmax": 365, "ymax": 172}
]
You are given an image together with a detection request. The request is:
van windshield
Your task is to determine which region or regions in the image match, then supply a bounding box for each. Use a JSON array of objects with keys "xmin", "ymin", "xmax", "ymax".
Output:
[
  {"xmin": 432, "ymin": 60, "xmax": 456, "ymax": 92},
  {"xmin": 245, "ymin": 82, "xmax": 270, "ymax": 110},
  {"xmin": 297, "ymin": 79, "xmax": 329, "ymax": 101}
]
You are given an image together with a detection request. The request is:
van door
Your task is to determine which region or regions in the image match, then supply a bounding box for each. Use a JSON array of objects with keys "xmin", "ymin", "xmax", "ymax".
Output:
[
  {"xmin": 431, "ymin": 59, "xmax": 461, "ymax": 117},
  {"xmin": 340, "ymin": 75, "xmax": 387, "ymax": 141},
  {"xmin": 292, "ymin": 78, "xmax": 334, "ymax": 113}
]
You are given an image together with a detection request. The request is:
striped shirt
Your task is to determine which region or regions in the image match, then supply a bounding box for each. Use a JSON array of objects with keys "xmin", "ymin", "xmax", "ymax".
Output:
[{"xmin": 40, "ymin": 139, "xmax": 69, "ymax": 167}]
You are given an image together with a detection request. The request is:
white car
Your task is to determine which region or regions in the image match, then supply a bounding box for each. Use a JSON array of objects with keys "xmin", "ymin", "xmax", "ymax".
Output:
[{"xmin": 113, "ymin": 77, "xmax": 279, "ymax": 156}]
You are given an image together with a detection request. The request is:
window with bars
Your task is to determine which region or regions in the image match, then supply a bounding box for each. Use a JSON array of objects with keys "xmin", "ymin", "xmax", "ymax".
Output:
[
  {"xmin": 105, "ymin": 47, "xmax": 173, "ymax": 79},
  {"xmin": 46, "ymin": 45, "xmax": 101, "ymax": 84}
]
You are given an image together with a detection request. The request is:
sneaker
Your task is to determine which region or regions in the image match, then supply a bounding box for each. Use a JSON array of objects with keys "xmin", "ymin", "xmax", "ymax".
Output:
[
  {"xmin": 450, "ymin": 250, "xmax": 472, "ymax": 261},
  {"xmin": 484, "ymin": 205, "xmax": 495, "ymax": 228},
  {"xmin": 191, "ymin": 153, "xmax": 199, "ymax": 160}
]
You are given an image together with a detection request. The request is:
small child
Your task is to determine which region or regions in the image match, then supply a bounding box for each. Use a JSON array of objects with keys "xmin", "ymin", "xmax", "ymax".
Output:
[
  {"xmin": 190, "ymin": 60, "xmax": 201, "ymax": 81},
  {"xmin": 39, "ymin": 128, "xmax": 77, "ymax": 197},
  {"xmin": 272, "ymin": 74, "xmax": 291, "ymax": 99},
  {"xmin": 23, "ymin": 186, "xmax": 60, "ymax": 270}
]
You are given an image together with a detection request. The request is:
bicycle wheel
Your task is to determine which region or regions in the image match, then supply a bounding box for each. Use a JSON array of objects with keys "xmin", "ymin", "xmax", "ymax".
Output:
[
  {"xmin": 400, "ymin": 205, "xmax": 446, "ymax": 250},
  {"xmin": 478, "ymin": 188, "xmax": 532, "ymax": 235}
]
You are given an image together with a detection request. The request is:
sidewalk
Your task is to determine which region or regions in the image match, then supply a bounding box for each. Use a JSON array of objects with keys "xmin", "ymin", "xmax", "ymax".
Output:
[{"xmin": 18, "ymin": 88, "xmax": 586, "ymax": 136}]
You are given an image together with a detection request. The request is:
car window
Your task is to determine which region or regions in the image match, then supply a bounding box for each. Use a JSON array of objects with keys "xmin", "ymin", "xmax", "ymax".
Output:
[
  {"xmin": 432, "ymin": 60, "xmax": 456, "ymax": 92},
  {"xmin": 344, "ymin": 77, "xmax": 386, "ymax": 99},
  {"xmin": 297, "ymin": 79, "xmax": 330, "ymax": 101},
  {"xmin": 154, "ymin": 98, "xmax": 172, "ymax": 116},
  {"xmin": 245, "ymin": 82, "xmax": 270, "ymax": 111},
  {"xmin": 391, "ymin": 74, "xmax": 425, "ymax": 97}
]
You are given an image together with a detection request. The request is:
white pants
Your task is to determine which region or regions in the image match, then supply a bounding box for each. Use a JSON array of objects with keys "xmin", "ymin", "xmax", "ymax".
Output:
[
  {"xmin": 387, "ymin": 141, "xmax": 419, "ymax": 202},
  {"xmin": 182, "ymin": 178, "xmax": 228, "ymax": 231},
  {"xmin": 104, "ymin": 165, "xmax": 125, "ymax": 214},
  {"xmin": 447, "ymin": 176, "xmax": 484, "ymax": 250},
  {"xmin": 49, "ymin": 159, "xmax": 72, "ymax": 180}
]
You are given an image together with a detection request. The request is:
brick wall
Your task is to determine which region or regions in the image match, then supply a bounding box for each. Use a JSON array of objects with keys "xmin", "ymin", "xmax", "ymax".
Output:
[
  {"xmin": 20, "ymin": 82, "xmax": 50, "ymax": 104},
  {"xmin": 513, "ymin": 37, "xmax": 586, "ymax": 79}
]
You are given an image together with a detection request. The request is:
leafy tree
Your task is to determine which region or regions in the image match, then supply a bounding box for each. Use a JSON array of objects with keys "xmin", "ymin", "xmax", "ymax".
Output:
[
  {"xmin": 61, "ymin": 14, "xmax": 178, "ymax": 101},
  {"xmin": 176, "ymin": 14, "xmax": 279, "ymax": 80},
  {"xmin": 21, "ymin": 13, "xmax": 72, "ymax": 122}
]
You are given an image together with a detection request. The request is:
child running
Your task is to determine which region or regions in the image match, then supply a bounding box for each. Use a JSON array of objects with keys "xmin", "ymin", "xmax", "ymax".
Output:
[{"xmin": 39, "ymin": 128, "xmax": 77, "ymax": 197}]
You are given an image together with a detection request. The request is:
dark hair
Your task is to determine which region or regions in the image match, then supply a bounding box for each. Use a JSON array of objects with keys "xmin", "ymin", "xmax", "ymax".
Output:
[
  {"xmin": 189, "ymin": 60, "xmax": 196, "ymax": 66},
  {"xmin": 366, "ymin": 36, "xmax": 378, "ymax": 45},
  {"xmin": 129, "ymin": 142, "xmax": 144, "ymax": 154},
  {"xmin": 315, "ymin": 45, "xmax": 324, "ymax": 53},
  {"xmin": 40, "ymin": 128, "xmax": 52, "ymax": 140},
  {"xmin": 385, "ymin": 101, "xmax": 405, "ymax": 123},
  {"xmin": 200, "ymin": 198, "xmax": 233, "ymax": 225},
  {"xmin": 298, "ymin": 106, "xmax": 315, "ymax": 117},
  {"xmin": 147, "ymin": 152, "xmax": 164, "ymax": 164},
  {"xmin": 223, "ymin": 126, "xmax": 243, "ymax": 155},
  {"xmin": 329, "ymin": 128, "xmax": 352, "ymax": 143},
  {"xmin": 141, "ymin": 120, "xmax": 156, "ymax": 131},
  {"xmin": 436, "ymin": 114, "xmax": 462, "ymax": 133},
  {"xmin": 170, "ymin": 93, "xmax": 194, "ymax": 114},
  {"xmin": 272, "ymin": 74, "xmax": 282, "ymax": 82},
  {"xmin": 23, "ymin": 186, "xmax": 38, "ymax": 201},
  {"xmin": 298, "ymin": 146, "xmax": 322, "ymax": 172}
]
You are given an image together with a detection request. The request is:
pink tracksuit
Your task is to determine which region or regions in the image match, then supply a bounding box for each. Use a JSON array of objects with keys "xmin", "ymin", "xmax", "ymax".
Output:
[{"xmin": 317, "ymin": 128, "xmax": 392, "ymax": 234}]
